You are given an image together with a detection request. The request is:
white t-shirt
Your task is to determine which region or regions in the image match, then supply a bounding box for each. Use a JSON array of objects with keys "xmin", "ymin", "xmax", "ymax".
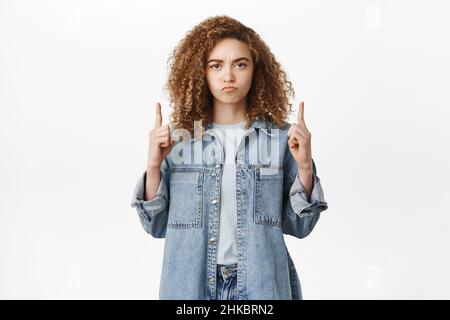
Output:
[{"xmin": 211, "ymin": 120, "xmax": 247, "ymax": 265}]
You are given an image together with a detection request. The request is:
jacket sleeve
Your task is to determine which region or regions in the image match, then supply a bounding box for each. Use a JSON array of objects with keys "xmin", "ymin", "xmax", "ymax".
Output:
[
  {"xmin": 130, "ymin": 158, "xmax": 170, "ymax": 238},
  {"xmin": 281, "ymin": 152, "xmax": 328, "ymax": 239}
]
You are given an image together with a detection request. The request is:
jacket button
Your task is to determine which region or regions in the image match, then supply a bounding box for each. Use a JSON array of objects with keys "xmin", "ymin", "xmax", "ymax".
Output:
[
  {"xmin": 211, "ymin": 199, "xmax": 218, "ymax": 205},
  {"xmin": 209, "ymin": 237, "xmax": 216, "ymax": 243},
  {"xmin": 208, "ymin": 276, "xmax": 214, "ymax": 281},
  {"xmin": 215, "ymin": 164, "xmax": 221, "ymax": 168}
]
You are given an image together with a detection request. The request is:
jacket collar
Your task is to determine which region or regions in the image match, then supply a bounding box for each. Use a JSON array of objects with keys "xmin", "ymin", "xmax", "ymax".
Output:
[
  {"xmin": 204, "ymin": 117, "xmax": 271, "ymax": 131},
  {"xmin": 181, "ymin": 117, "xmax": 277, "ymax": 144}
]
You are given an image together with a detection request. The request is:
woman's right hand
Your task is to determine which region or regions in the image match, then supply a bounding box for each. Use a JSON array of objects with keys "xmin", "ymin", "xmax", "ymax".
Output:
[{"xmin": 147, "ymin": 102, "xmax": 176, "ymax": 170}]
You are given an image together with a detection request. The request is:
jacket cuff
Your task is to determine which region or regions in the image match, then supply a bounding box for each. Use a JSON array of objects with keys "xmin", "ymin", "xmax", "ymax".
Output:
[
  {"xmin": 130, "ymin": 170, "xmax": 168, "ymax": 222},
  {"xmin": 289, "ymin": 170, "xmax": 328, "ymax": 217}
]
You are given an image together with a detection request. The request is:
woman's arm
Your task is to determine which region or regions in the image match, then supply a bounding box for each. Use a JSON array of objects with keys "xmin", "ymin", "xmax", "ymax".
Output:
[
  {"xmin": 131, "ymin": 158, "xmax": 171, "ymax": 238},
  {"xmin": 297, "ymin": 162, "xmax": 313, "ymax": 203},
  {"xmin": 145, "ymin": 165, "xmax": 162, "ymax": 201},
  {"xmin": 281, "ymin": 156, "xmax": 328, "ymax": 239}
]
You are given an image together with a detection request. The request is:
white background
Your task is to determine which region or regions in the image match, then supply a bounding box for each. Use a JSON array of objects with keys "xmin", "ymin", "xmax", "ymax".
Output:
[{"xmin": 1, "ymin": 0, "xmax": 449, "ymax": 299}]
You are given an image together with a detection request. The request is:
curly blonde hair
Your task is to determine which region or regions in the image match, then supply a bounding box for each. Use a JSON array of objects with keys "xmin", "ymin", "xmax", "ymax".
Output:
[{"xmin": 164, "ymin": 15, "xmax": 295, "ymax": 137}]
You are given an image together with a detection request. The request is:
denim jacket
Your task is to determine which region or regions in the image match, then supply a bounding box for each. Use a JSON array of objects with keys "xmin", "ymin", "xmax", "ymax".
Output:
[{"xmin": 130, "ymin": 118, "xmax": 328, "ymax": 300}]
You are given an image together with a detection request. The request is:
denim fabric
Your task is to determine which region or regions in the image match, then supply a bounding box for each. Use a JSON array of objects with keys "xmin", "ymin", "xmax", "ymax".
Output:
[
  {"xmin": 215, "ymin": 263, "xmax": 238, "ymax": 300},
  {"xmin": 130, "ymin": 118, "xmax": 328, "ymax": 300}
]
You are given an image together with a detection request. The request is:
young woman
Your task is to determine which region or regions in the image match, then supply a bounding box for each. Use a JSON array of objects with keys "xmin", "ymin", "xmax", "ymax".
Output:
[{"xmin": 131, "ymin": 15, "xmax": 328, "ymax": 300}]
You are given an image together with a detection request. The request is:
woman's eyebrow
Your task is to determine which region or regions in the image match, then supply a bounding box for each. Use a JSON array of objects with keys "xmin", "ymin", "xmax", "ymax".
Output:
[{"xmin": 207, "ymin": 57, "xmax": 250, "ymax": 63}]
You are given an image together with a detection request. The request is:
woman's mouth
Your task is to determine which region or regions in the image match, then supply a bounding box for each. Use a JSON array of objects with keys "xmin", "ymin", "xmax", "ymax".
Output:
[{"xmin": 222, "ymin": 87, "xmax": 237, "ymax": 93}]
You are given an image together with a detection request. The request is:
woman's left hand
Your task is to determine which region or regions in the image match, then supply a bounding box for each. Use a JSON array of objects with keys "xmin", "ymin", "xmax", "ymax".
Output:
[{"xmin": 287, "ymin": 101, "xmax": 312, "ymax": 170}]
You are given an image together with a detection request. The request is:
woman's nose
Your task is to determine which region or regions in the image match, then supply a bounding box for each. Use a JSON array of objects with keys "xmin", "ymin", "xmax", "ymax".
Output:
[{"xmin": 223, "ymin": 66, "xmax": 235, "ymax": 81}]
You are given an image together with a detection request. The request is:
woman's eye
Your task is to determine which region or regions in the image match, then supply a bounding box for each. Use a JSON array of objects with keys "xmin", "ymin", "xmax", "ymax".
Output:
[{"xmin": 209, "ymin": 63, "xmax": 247, "ymax": 70}]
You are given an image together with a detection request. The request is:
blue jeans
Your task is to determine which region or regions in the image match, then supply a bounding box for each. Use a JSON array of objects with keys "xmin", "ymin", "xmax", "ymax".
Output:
[{"xmin": 216, "ymin": 263, "xmax": 238, "ymax": 300}]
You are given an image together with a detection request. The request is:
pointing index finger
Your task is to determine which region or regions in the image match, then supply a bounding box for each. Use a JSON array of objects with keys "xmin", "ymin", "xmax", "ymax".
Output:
[
  {"xmin": 154, "ymin": 102, "xmax": 162, "ymax": 128},
  {"xmin": 297, "ymin": 101, "xmax": 305, "ymax": 124}
]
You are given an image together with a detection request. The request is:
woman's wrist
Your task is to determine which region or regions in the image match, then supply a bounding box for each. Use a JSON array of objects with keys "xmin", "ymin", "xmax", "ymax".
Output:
[
  {"xmin": 297, "ymin": 158, "xmax": 313, "ymax": 172},
  {"xmin": 147, "ymin": 163, "xmax": 161, "ymax": 173}
]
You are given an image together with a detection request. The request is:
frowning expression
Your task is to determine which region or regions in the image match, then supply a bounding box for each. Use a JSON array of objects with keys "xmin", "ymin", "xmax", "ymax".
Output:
[{"xmin": 205, "ymin": 38, "xmax": 254, "ymax": 104}]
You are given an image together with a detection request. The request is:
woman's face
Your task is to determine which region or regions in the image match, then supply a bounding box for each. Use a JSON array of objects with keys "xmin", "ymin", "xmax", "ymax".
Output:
[{"xmin": 205, "ymin": 38, "xmax": 254, "ymax": 106}]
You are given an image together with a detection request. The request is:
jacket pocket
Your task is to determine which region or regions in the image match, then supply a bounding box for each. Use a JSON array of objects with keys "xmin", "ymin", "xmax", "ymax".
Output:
[
  {"xmin": 254, "ymin": 167, "xmax": 283, "ymax": 227},
  {"xmin": 168, "ymin": 171, "xmax": 203, "ymax": 228}
]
